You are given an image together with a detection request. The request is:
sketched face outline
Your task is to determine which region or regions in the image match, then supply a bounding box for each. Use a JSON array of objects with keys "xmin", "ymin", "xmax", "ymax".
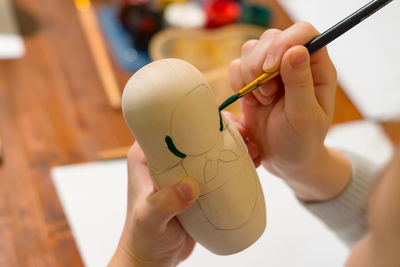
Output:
[
  {"xmin": 165, "ymin": 83, "xmax": 222, "ymax": 158},
  {"xmin": 158, "ymin": 82, "xmax": 261, "ymax": 233}
]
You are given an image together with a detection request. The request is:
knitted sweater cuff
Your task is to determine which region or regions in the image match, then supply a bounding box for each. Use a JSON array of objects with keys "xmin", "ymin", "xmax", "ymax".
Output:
[{"xmin": 302, "ymin": 151, "xmax": 380, "ymax": 247}]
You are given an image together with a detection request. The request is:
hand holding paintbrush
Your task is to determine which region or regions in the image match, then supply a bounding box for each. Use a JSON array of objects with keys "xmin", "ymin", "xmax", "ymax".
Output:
[
  {"xmin": 220, "ymin": 0, "xmax": 393, "ymax": 111},
  {"xmin": 225, "ymin": 0, "xmax": 394, "ymax": 201},
  {"xmin": 227, "ymin": 22, "xmax": 341, "ymax": 202}
]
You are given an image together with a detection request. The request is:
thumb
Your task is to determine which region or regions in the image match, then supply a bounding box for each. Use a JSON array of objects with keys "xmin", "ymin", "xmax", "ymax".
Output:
[
  {"xmin": 136, "ymin": 177, "xmax": 200, "ymax": 235},
  {"xmin": 280, "ymin": 45, "xmax": 317, "ymax": 116}
]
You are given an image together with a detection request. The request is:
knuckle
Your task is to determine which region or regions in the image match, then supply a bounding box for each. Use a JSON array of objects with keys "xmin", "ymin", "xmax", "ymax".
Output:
[
  {"xmin": 260, "ymin": 28, "xmax": 281, "ymax": 41},
  {"xmin": 248, "ymin": 63, "xmax": 260, "ymax": 76},
  {"xmin": 298, "ymin": 21, "xmax": 319, "ymax": 35},
  {"xmin": 246, "ymin": 60, "xmax": 263, "ymax": 78},
  {"xmin": 132, "ymin": 205, "xmax": 148, "ymax": 231},
  {"xmin": 291, "ymin": 108, "xmax": 319, "ymax": 130},
  {"xmin": 241, "ymin": 39, "xmax": 258, "ymax": 55},
  {"xmin": 153, "ymin": 188, "xmax": 179, "ymax": 215},
  {"xmin": 228, "ymin": 58, "xmax": 240, "ymax": 73},
  {"xmin": 296, "ymin": 76, "xmax": 313, "ymax": 89},
  {"xmin": 158, "ymin": 194, "xmax": 174, "ymax": 214}
]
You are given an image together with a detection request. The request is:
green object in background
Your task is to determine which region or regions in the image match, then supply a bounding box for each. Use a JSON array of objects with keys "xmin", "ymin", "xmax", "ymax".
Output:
[{"xmin": 240, "ymin": 4, "xmax": 272, "ymax": 27}]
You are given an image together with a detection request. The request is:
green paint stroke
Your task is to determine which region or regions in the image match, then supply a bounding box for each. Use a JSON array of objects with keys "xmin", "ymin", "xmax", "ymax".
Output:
[
  {"xmin": 219, "ymin": 112, "xmax": 224, "ymax": 132},
  {"xmin": 165, "ymin": 136, "xmax": 186, "ymax": 158},
  {"xmin": 218, "ymin": 94, "xmax": 240, "ymax": 131}
]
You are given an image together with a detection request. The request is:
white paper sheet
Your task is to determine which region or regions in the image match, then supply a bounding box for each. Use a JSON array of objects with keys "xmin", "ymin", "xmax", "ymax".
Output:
[
  {"xmin": 52, "ymin": 121, "xmax": 393, "ymax": 267},
  {"xmin": 278, "ymin": 0, "xmax": 400, "ymax": 120},
  {"xmin": 52, "ymin": 160, "xmax": 128, "ymax": 267}
]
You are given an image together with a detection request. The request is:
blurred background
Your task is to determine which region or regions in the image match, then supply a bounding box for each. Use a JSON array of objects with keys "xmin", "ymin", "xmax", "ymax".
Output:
[{"xmin": 0, "ymin": 0, "xmax": 399, "ymax": 266}]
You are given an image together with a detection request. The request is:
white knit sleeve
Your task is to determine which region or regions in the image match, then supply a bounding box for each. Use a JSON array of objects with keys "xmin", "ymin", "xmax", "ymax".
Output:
[{"xmin": 302, "ymin": 152, "xmax": 381, "ymax": 247}]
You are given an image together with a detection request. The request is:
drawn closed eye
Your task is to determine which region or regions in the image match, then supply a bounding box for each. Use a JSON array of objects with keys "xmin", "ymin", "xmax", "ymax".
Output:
[{"xmin": 165, "ymin": 136, "xmax": 186, "ymax": 159}]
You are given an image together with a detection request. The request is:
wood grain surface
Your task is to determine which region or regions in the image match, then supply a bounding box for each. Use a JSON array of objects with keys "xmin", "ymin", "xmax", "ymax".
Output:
[
  {"xmin": 0, "ymin": 0, "xmax": 132, "ymax": 265},
  {"xmin": 0, "ymin": 0, "xmax": 397, "ymax": 266}
]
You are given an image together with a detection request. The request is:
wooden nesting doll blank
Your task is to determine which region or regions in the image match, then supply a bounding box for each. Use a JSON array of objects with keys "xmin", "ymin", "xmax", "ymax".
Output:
[{"xmin": 122, "ymin": 58, "xmax": 266, "ymax": 255}]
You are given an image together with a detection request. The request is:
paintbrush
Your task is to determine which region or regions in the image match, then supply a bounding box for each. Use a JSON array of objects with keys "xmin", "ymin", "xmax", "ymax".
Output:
[{"xmin": 219, "ymin": 0, "xmax": 394, "ymax": 111}]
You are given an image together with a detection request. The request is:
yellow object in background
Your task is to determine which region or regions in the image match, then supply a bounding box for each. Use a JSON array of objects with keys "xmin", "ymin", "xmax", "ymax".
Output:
[
  {"xmin": 74, "ymin": 0, "xmax": 122, "ymax": 109},
  {"xmin": 158, "ymin": 0, "xmax": 188, "ymax": 9},
  {"xmin": 74, "ymin": 0, "xmax": 91, "ymax": 11}
]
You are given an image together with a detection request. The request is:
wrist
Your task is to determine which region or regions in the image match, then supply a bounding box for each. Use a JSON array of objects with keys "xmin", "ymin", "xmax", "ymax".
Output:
[
  {"xmin": 109, "ymin": 232, "xmax": 170, "ymax": 267},
  {"xmin": 108, "ymin": 244, "xmax": 137, "ymax": 267},
  {"xmin": 109, "ymin": 244, "xmax": 166, "ymax": 267},
  {"xmin": 277, "ymin": 146, "xmax": 352, "ymax": 202}
]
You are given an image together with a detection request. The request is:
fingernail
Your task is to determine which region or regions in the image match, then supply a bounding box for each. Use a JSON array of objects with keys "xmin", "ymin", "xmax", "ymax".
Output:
[
  {"xmin": 290, "ymin": 52, "xmax": 308, "ymax": 68},
  {"xmin": 177, "ymin": 177, "xmax": 199, "ymax": 201},
  {"xmin": 263, "ymin": 54, "xmax": 277, "ymax": 71}
]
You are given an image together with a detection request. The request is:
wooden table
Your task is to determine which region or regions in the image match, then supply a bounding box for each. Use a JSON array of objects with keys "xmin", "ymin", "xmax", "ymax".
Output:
[
  {"xmin": 0, "ymin": 132, "xmax": 3, "ymax": 164},
  {"xmin": 0, "ymin": 0, "xmax": 132, "ymax": 265},
  {"xmin": 0, "ymin": 0, "xmax": 397, "ymax": 266}
]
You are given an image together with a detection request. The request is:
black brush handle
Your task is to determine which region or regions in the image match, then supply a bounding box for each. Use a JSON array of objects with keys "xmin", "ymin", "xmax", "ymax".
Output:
[{"xmin": 305, "ymin": 0, "xmax": 394, "ymax": 54}]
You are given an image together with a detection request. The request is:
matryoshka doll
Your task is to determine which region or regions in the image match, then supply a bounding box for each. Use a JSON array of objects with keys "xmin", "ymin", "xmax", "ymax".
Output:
[{"xmin": 122, "ymin": 58, "xmax": 266, "ymax": 255}]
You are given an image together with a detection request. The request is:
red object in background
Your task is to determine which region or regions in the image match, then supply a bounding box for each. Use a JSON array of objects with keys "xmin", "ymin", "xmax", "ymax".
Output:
[{"xmin": 204, "ymin": 0, "xmax": 241, "ymax": 28}]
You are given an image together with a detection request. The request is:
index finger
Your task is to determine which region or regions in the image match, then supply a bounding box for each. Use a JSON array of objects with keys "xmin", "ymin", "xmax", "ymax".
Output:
[{"xmin": 259, "ymin": 22, "xmax": 320, "ymax": 73}]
